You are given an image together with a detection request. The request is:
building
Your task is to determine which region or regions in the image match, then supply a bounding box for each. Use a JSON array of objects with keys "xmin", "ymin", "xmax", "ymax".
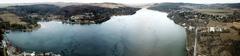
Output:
[{"xmin": 209, "ymin": 27, "xmax": 215, "ymax": 32}]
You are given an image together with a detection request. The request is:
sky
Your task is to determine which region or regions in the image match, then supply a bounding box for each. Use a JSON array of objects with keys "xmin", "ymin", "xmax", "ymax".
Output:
[{"xmin": 0, "ymin": 0, "xmax": 239, "ymax": 4}]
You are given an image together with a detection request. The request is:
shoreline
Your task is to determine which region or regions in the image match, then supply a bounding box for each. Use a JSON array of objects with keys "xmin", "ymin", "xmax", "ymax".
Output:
[{"xmin": 151, "ymin": 9, "xmax": 240, "ymax": 56}]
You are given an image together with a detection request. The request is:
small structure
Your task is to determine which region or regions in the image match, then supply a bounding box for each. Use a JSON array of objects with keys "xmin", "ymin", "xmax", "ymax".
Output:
[
  {"xmin": 209, "ymin": 27, "xmax": 215, "ymax": 32},
  {"xmin": 70, "ymin": 15, "xmax": 85, "ymax": 20},
  {"xmin": 188, "ymin": 26, "xmax": 195, "ymax": 31},
  {"xmin": 30, "ymin": 52, "xmax": 35, "ymax": 56}
]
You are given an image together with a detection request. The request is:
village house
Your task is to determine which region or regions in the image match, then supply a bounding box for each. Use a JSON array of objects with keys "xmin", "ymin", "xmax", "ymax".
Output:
[{"xmin": 70, "ymin": 15, "xmax": 85, "ymax": 20}]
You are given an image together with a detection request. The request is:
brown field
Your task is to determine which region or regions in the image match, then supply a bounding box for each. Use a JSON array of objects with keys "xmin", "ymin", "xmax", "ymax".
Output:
[
  {"xmin": 194, "ymin": 9, "xmax": 234, "ymax": 15},
  {"xmin": 207, "ymin": 20, "xmax": 240, "ymax": 40},
  {"xmin": 0, "ymin": 12, "xmax": 27, "ymax": 25}
]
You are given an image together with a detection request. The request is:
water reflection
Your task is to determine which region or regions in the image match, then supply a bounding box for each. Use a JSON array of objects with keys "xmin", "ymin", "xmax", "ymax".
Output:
[{"xmin": 6, "ymin": 9, "xmax": 186, "ymax": 56}]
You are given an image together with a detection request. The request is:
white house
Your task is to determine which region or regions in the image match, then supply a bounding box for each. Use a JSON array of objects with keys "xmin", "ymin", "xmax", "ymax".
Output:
[
  {"xmin": 31, "ymin": 52, "xmax": 35, "ymax": 56},
  {"xmin": 209, "ymin": 27, "xmax": 215, "ymax": 32}
]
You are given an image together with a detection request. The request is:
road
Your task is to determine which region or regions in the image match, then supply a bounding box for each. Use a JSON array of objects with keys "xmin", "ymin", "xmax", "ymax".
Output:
[{"xmin": 193, "ymin": 28, "xmax": 198, "ymax": 56}]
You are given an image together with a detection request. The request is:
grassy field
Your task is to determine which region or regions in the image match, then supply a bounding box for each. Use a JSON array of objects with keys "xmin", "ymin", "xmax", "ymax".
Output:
[
  {"xmin": 207, "ymin": 20, "xmax": 240, "ymax": 40},
  {"xmin": 194, "ymin": 9, "xmax": 233, "ymax": 15},
  {"xmin": 0, "ymin": 13, "xmax": 27, "ymax": 25}
]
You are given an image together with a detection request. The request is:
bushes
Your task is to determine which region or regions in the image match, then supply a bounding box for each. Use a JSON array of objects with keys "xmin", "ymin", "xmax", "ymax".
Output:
[{"xmin": 10, "ymin": 24, "xmax": 27, "ymax": 29}]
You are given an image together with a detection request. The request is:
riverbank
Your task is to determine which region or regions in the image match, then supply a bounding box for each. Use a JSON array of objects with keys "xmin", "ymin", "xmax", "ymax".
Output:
[
  {"xmin": 0, "ymin": 29, "xmax": 4, "ymax": 56},
  {"xmin": 166, "ymin": 10, "xmax": 240, "ymax": 56},
  {"xmin": 0, "ymin": 28, "xmax": 61, "ymax": 56},
  {"xmin": 148, "ymin": 2, "xmax": 240, "ymax": 56}
]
